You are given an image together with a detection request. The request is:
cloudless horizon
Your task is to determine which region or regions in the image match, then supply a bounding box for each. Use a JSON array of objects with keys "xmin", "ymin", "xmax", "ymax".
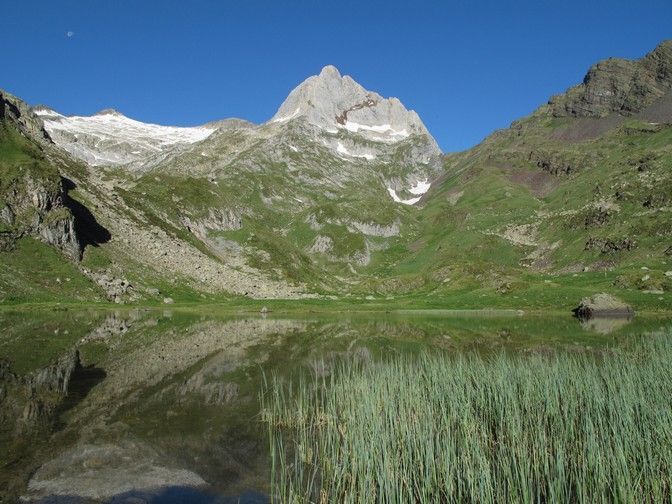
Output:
[{"xmin": 2, "ymin": 0, "xmax": 671, "ymax": 152}]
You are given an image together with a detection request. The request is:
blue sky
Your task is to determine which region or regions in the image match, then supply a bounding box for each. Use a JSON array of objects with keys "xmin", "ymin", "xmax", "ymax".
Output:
[{"xmin": 2, "ymin": 0, "xmax": 671, "ymax": 152}]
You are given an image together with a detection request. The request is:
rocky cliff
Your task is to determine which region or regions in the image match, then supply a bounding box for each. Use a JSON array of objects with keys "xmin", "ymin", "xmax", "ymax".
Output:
[
  {"xmin": 0, "ymin": 91, "xmax": 81, "ymax": 260},
  {"xmin": 549, "ymin": 40, "xmax": 672, "ymax": 117}
]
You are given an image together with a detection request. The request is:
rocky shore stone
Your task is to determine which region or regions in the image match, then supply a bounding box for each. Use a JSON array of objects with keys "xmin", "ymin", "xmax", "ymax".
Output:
[{"xmin": 572, "ymin": 293, "xmax": 634, "ymax": 319}]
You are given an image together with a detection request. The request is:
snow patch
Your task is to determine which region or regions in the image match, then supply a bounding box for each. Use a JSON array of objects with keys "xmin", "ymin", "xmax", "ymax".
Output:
[
  {"xmin": 317, "ymin": 124, "xmax": 339, "ymax": 134},
  {"xmin": 408, "ymin": 179, "xmax": 431, "ymax": 195},
  {"xmin": 387, "ymin": 179, "xmax": 430, "ymax": 206},
  {"xmin": 342, "ymin": 121, "xmax": 409, "ymax": 139},
  {"xmin": 387, "ymin": 188, "xmax": 421, "ymax": 205}
]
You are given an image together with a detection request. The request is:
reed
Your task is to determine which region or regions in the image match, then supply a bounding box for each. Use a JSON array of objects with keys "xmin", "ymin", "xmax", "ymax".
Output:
[{"xmin": 261, "ymin": 332, "xmax": 672, "ymax": 503}]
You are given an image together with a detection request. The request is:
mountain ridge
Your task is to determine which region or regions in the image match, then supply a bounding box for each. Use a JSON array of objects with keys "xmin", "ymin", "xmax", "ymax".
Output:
[{"xmin": 1, "ymin": 42, "xmax": 671, "ymax": 308}]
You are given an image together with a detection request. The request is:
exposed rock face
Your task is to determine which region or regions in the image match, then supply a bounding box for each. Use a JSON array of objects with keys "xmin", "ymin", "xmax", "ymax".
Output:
[
  {"xmin": 584, "ymin": 236, "xmax": 637, "ymax": 254},
  {"xmin": 1, "ymin": 92, "xmax": 82, "ymax": 259},
  {"xmin": 1, "ymin": 173, "xmax": 81, "ymax": 259},
  {"xmin": 572, "ymin": 293, "xmax": 634, "ymax": 318},
  {"xmin": 266, "ymin": 65, "xmax": 441, "ymax": 180},
  {"xmin": 271, "ymin": 65, "xmax": 439, "ymax": 148},
  {"xmin": 0, "ymin": 89, "xmax": 50, "ymax": 142},
  {"xmin": 83, "ymin": 269, "xmax": 134, "ymax": 303},
  {"xmin": 310, "ymin": 235, "xmax": 334, "ymax": 254},
  {"xmin": 182, "ymin": 208, "xmax": 243, "ymax": 239},
  {"xmin": 549, "ymin": 40, "xmax": 672, "ymax": 117},
  {"xmin": 347, "ymin": 220, "xmax": 400, "ymax": 237}
]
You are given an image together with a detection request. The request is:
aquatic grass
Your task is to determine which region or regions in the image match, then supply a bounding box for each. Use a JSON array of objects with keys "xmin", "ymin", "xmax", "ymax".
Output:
[{"xmin": 262, "ymin": 332, "xmax": 672, "ymax": 503}]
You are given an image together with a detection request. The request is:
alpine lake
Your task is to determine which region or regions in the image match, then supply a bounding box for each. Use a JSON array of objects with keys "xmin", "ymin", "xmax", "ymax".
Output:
[{"xmin": 1, "ymin": 307, "xmax": 670, "ymax": 503}]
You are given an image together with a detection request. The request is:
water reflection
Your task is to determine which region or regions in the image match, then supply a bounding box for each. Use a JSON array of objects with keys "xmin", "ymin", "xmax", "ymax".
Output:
[
  {"xmin": 579, "ymin": 315, "xmax": 633, "ymax": 334},
  {"xmin": 0, "ymin": 309, "xmax": 669, "ymax": 502}
]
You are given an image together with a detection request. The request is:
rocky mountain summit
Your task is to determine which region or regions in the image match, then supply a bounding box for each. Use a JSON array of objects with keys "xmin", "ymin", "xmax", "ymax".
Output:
[{"xmin": 270, "ymin": 65, "xmax": 438, "ymax": 146}]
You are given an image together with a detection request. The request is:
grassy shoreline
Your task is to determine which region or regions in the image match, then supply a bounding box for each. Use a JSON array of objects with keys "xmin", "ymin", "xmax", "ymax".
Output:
[
  {"xmin": 1, "ymin": 298, "xmax": 671, "ymax": 318},
  {"xmin": 263, "ymin": 330, "xmax": 672, "ymax": 503}
]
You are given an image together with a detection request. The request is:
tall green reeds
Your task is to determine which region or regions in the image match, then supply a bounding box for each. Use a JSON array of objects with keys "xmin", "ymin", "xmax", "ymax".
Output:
[{"xmin": 262, "ymin": 332, "xmax": 672, "ymax": 503}]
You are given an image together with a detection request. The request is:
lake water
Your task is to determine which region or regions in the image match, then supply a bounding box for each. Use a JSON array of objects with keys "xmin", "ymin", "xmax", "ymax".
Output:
[{"xmin": 1, "ymin": 308, "xmax": 670, "ymax": 503}]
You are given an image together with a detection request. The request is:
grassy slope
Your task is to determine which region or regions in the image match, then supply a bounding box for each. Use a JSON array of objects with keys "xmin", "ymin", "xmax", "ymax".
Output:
[
  {"xmin": 358, "ymin": 113, "xmax": 672, "ymax": 310},
  {"xmin": 1, "ymin": 91, "xmax": 671, "ymax": 310},
  {"xmin": 0, "ymin": 119, "xmax": 106, "ymax": 303}
]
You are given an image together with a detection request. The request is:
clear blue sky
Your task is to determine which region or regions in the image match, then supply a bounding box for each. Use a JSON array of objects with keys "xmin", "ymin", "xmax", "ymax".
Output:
[{"xmin": 2, "ymin": 0, "xmax": 671, "ymax": 152}]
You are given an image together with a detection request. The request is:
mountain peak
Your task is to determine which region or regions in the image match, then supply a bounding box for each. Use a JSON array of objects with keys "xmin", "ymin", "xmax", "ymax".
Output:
[
  {"xmin": 268, "ymin": 66, "xmax": 438, "ymax": 148},
  {"xmin": 319, "ymin": 65, "xmax": 342, "ymax": 79}
]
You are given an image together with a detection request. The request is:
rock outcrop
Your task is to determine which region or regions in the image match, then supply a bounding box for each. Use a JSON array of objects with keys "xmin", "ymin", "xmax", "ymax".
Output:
[
  {"xmin": 1, "ymin": 91, "xmax": 82, "ymax": 259},
  {"xmin": 549, "ymin": 40, "xmax": 672, "ymax": 118},
  {"xmin": 572, "ymin": 293, "xmax": 634, "ymax": 319},
  {"xmin": 1, "ymin": 89, "xmax": 51, "ymax": 143}
]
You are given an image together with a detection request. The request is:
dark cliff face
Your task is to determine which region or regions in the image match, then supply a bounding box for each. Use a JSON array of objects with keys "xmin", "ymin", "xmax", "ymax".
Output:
[
  {"xmin": 0, "ymin": 89, "xmax": 51, "ymax": 143},
  {"xmin": 0, "ymin": 91, "xmax": 82, "ymax": 260},
  {"xmin": 548, "ymin": 40, "xmax": 672, "ymax": 118}
]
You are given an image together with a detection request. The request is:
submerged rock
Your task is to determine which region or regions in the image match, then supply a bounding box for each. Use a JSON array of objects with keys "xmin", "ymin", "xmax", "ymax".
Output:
[{"xmin": 572, "ymin": 293, "xmax": 634, "ymax": 319}]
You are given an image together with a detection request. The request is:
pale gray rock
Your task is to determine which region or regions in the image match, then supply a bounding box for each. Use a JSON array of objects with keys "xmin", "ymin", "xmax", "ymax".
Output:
[
  {"xmin": 310, "ymin": 235, "xmax": 334, "ymax": 254},
  {"xmin": 182, "ymin": 208, "xmax": 243, "ymax": 239},
  {"xmin": 85, "ymin": 270, "xmax": 133, "ymax": 302},
  {"xmin": 573, "ymin": 293, "xmax": 633, "ymax": 318},
  {"xmin": 270, "ymin": 65, "xmax": 438, "ymax": 150},
  {"xmin": 25, "ymin": 441, "xmax": 207, "ymax": 501},
  {"xmin": 1, "ymin": 89, "xmax": 51, "ymax": 142},
  {"xmin": 347, "ymin": 220, "xmax": 400, "ymax": 237}
]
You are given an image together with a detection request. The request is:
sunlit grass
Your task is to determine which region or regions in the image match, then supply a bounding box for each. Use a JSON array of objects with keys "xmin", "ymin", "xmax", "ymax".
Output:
[{"xmin": 262, "ymin": 330, "xmax": 672, "ymax": 503}]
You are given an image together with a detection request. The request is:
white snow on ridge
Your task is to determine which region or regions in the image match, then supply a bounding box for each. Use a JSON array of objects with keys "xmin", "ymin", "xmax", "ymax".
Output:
[
  {"xmin": 42, "ymin": 112, "xmax": 215, "ymax": 145},
  {"xmin": 387, "ymin": 179, "xmax": 430, "ymax": 206},
  {"xmin": 36, "ymin": 109, "xmax": 216, "ymax": 167}
]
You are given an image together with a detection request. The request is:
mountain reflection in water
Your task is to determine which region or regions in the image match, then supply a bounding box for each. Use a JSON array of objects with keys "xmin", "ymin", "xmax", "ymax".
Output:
[{"xmin": 0, "ymin": 308, "xmax": 669, "ymax": 502}]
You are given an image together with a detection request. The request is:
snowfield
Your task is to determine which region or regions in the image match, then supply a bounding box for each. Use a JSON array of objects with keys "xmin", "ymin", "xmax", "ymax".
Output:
[{"xmin": 34, "ymin": 108, "xmax": 215, "ymax": 167}]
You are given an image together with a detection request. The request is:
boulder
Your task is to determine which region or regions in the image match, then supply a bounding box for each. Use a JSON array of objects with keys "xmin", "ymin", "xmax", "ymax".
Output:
[{"xmin": 572, "ymin": 293, "xmax": 633, "ymax": 319}]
